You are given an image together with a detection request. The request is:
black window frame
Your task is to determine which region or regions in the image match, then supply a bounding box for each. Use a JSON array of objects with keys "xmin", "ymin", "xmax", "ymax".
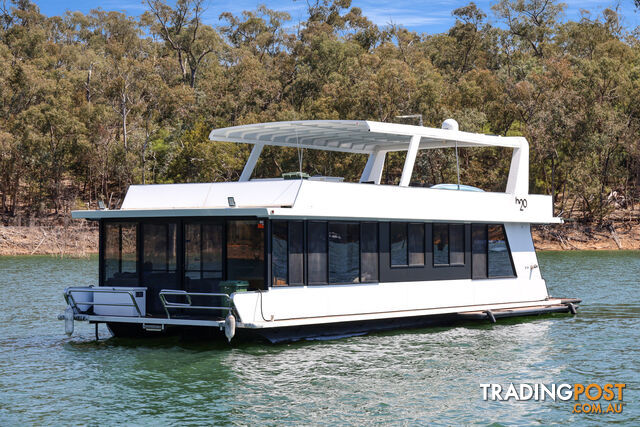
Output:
[
  {"xmin": 432, "ymin": 223, "xmax": 450, "ymax": 267},
  {"xmin": 390, "ymin": 222, "xmax": 426, "ymax": 268},
  {"xmin": 306, "ymin": 220, "xmax": 329, "ymax": 286},
  {"xmin": 432, "ymin": 223, "xmax": 466, "ymax": 268},
  {"xmin": 270, "ymin": 220, "xmax": 305, "ymax": 287},
  {"xmin": 328, "ymin": 221, "xmax": 361, "ymax": 285},
  {"xmin": 183, "ymin": 221, "xmax": 224, "ymax": 281},
  {"xmin": 360, "ymin": 221, "xmax": 379, "ymax": 283},
  {"xmin": 101, "ymin": 220, "xmax": 140, "ymax": 286},
  {"xmin": 100, "ymin": 217, "xmax": 271, "ymax": 291},
  {"xmin": 390, "ymin": 222, "xmax": 409, "ymax": 267},
  {"xmin": 487, "ymin": 224, "xmax": 517, "ymax": 279}
]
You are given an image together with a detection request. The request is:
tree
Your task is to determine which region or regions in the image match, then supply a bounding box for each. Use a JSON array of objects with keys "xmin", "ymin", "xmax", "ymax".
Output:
[
  {"xmin": 492, "ymin": 0, "xmax": 565, "ymax": 57},
  {"xmin": 143, "ymin": 0, "xmax": 222, "ymax": 88}
]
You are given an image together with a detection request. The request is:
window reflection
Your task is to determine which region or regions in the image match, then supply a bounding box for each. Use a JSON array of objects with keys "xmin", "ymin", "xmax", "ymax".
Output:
[
  {"xmin": 308, "ymin": 221, "xmax": 328, "ymax": 285},
  {"xmin": 390, "ymin": 222, "xmax": 408, "ymax": 266},
  {"xmin": 488, "ymin": 225, "xmax": 515, "ymax": 277},
  {"xmin": 272, "ymin": 221, "xmax": 288, "ymax": 286},
  {"xmin": 329, "ymin": 222, "xmax": 360, "ymax": 284},
  {"xmin": 450, "ymin": 224, "xmax": 465, "ymax": 266},
  {"xmin": 408, "ymin": 223, "xmax": 425, "ymax": 266},
  {"xmin": 433, "ymin": 224, "xmax": 449, "ymax": 265},
  {"xmin": 185, "ymin": 223, "xmax": 222, "ymax": 280},
  {"xmin": 227, "ymin": 220, "xmax": 265, "ymax": 290},
  {"xmin": 104, "ymin": 222, "xmax": 138, "ymax": 286},
  {"xmin": 360, "ymin": 222, "xmax": 378, "ymax": 282}
]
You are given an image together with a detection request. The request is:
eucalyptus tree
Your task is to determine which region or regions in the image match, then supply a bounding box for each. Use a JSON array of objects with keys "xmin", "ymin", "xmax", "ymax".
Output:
[{"xmin": 143, "ymin": 0, "xmax": 223, "ymax": 88}]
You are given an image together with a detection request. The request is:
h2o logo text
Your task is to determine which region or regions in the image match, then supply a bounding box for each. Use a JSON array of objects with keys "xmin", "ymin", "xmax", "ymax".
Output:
[{"xmin": 515, "ymin": 197, "xmax": 528, "ymax": 211}]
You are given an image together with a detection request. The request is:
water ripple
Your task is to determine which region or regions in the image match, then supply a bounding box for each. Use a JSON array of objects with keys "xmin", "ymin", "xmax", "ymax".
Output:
[{"xmin": 1, "ymin": 252, "xmax": 639, "ymax": 425}]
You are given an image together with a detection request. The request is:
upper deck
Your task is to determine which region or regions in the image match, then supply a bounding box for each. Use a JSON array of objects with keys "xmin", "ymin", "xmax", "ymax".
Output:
[{"xmin": 73, "ymin": 120, "xmax": 560, "ymax": 224}]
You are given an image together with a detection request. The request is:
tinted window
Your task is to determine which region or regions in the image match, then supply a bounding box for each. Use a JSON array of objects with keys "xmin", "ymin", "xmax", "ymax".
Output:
[
  {"xmin": 329, "ymin": 222, "xmax": 360, "ymax": 284},
  {"xmin": 143, "ymin": 223, "xmax": 177, "ymax": 273},
  {"xmin": 488, "ymin": 225, "xmax": 515, "ymax": 277},
  {"xmin": 390, "ymin": 222, "xmax": 408, "ymax": 266},
  {"xmin": 433, "ymin": 224, "xmax": 449, "ymax": 265},
  {"xmin": 408, "ymin": 223, "xmax": 425, "ymax": 266},
  {"xmin": 271, "ymin": 221, "xmax": 288, "ymax": 286},
  {"xmin": 227, "ymin": 220, "xmax": 265, "ymax": 290},
  {"xmin": 307, "ymin": 221, "xmax": 328, "ymax": 285},
  {"xmin": 472, "ymin": 224, "xmax": 488, "ymax": 279},
  {"xmin": 288, "ymin": 221, "xmax": 304, "ymax": 285},
  {"xmin": 360, "ymin": 222, "xmax": 378, "ymax": 282},
  {"xmin": 142, "ymin": 222, "xmax": 179, "ymax": 314},
  {"xmin": 184, "ymin": 223, "xmax": 223, "ymax": 306},
  {"xmin": 104, "ymin": 222, "xmax": 138, "ymax": 285},
  {"xmin": 450, "ymin": 224, "xmax": 465, "ymax": 266}
]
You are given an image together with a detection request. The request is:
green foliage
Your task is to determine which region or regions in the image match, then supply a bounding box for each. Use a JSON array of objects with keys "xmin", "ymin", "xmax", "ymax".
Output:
[{"xmin": 0, "ymin": 0, "xmax": 639, "ymax": 223}]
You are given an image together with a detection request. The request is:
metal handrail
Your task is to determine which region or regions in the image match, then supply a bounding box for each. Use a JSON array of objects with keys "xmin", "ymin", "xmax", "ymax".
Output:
[
  {"xmin": 159, "ymin": 289, "xmax": 233, "ymax": 319},
  {"xmin": 64, "ymin": 288, "xmax": 143, "ymax": 317}
]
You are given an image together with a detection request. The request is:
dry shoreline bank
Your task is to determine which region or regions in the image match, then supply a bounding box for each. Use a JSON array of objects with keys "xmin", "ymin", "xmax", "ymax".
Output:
[
  {"xmin": 1, "ymin": 222, "xmax": 638, "ymax": 257},
  {"xmin": 0, "ymin": 225, "xmax": 98, "ymax": 257}
]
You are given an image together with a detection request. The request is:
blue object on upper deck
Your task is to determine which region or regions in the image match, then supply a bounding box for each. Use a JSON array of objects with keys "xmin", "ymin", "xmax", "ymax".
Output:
[{"xmin": 430, "ymin": 183, "xmax": 484, "ymax": 192}]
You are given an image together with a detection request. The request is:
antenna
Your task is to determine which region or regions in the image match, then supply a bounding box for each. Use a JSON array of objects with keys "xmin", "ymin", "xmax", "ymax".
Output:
[
  {"xmin": 455, "ymin": 139, "xmax": 461, "ymax": 190},
  {"xmin": 295, "ymin": 125, "xmax": 303, "ymax": 179},
  {"xmin": 395, "ymin": 114, "xmax": 424, "ymax": 126},
  {"xmin": 442, "ymin": 119, "xmax": 461, "ymax": 190}
]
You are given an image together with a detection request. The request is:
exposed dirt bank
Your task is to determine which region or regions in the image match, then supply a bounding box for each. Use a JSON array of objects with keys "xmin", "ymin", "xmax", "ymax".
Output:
[
  {"xmin": 533, "ymin": 222, "xmax": 639, "ymax": 250},
  {"xmin": 0, "ymin": 222, "xmax": 638, "ymax": 256},
  {"xmin": 0, "ymin": 224, "xmax": 98, "ymax": 257}
]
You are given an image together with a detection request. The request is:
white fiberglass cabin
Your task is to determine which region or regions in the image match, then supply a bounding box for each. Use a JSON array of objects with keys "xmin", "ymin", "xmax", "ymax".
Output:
[{"xmin": 60, "ymin": 119, "xmax": 579, "ymax": 342}]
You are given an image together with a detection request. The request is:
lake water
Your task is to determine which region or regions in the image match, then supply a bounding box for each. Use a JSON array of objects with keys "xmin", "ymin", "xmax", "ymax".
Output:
[{"xmin": 1, "ymin": 251, "xmax": 638, "ymax": 425}]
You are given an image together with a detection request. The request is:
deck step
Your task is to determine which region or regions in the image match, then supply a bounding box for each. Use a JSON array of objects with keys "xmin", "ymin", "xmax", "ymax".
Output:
[{"xmin": 142, "ymin": 323, "xmax": 165, "ymax": 332}]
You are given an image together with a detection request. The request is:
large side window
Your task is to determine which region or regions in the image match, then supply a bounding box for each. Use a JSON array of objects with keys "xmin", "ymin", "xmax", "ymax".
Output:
[
  {"xmin": 271, "ymin": 221, "xmax": 288, "ymax": 286},
  {"xmin": 390, "ymin": 223, "xmax": 408, "ymax": 266},
  {"xmin": 408, "ymin": 223, "xmax": 425, "ymax": 266},
  {"xmin": 142, "ymin": 223, "xmax": 177, "ymax": 275},
  {"xmin": 360, "ymin": 222, "xmax": 378, "ymax": 282},
  {"xmin": 472, "ymin": 224, "xmax": 488, "ymax": 279},
  {"xmin": 142, "ymin": 222, "xmax": 179, "ymax": 314},
  {"xmin": 328, "ymin": 222, "xmax": 360, "ymax": 284},
  {"xmin": 103, "ymin": 222, "xmax": 138, "ymax": 286},
  {"xmin": 433, "ymin": 224, "xmax": 465, "ymax": 267},
  {"xmin": 185, "ymin": 222, "xmax": 223, "ymax": 281},
  {"xmin": 488, "ymin": 225, "xmax": 516, "ymax": 278},
  {"xmin": 307, "ymin": 221, "xmax": 328, "ymax": 285},
  {"xmin": 391, "ymin": 222, "xmax": 425, "ymax": 267},
  {"xmin": 450, "ymin": 224, "xmax": 465, "ymax": 266},
  {"xmin": 288, "ymin": 221, "xmax": 305, "ymax": 285},
  {"xmin": 227, "ymin": 220, "xmax": 265, "ymax": 290},
  {"xmin": 271, "ymin": 221, "xmax": 304, "ymax": 286},
  {"xmin": 433, "ymin": 224, "xmax": 449, "ymax": 266}
]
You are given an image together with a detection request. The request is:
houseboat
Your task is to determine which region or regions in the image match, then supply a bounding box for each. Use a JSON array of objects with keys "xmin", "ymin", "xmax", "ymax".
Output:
[{"xmin": 59, "ymin": 119, "xmax": 580, "ymax": 342}]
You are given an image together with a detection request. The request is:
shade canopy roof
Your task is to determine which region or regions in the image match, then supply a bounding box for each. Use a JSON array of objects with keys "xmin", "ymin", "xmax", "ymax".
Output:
[{"xmin": 208, "ymin": 120, "xmax": 523, "ymax": 154}]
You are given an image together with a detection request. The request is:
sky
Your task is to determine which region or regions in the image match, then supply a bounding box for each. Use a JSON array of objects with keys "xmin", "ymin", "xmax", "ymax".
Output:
[{"xmin": 31, "ymin": 0, "xmax": 640, "ymax": 34}]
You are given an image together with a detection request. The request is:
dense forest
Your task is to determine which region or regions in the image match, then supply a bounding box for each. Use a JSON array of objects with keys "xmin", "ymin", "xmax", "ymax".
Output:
[{"xmin": 0, "ymin": 0, "xmax": 639, "ymax": 225}]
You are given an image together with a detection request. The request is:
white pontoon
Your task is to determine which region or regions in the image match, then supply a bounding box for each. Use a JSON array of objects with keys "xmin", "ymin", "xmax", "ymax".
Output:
[{"xmin": 59, "ymin": 119, "xmax": 579, "ymax": 342}]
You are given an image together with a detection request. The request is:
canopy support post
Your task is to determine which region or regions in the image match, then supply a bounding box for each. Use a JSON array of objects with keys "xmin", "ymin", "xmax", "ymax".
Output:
[
  {"xmin": 399, "ymin": 135, "xmax": 420, "ymax": 187},
  {"xmin": 239, "ymin": 143, "xmax": 264, "ymax": 182},
  {"xmin": 360, "ymin": 154, "xmax": 375, "ymax": 183},
  {"xmin": 506, "ymin": 139, "xmax": 529, "ymax": 194},
  {"xmin": 360, "ymin": 149, "xmax": 387, "ymax": 184}
]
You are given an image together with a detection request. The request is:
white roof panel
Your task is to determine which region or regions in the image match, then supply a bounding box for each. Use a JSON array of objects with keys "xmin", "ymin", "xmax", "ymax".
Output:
[
  {"xmin": 209, "ymin": 120, "xmax": 523, "ymax": 153},
  {"xmin": 120, "ymin": 181, "xmax": 301, "ymax": 210}
]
